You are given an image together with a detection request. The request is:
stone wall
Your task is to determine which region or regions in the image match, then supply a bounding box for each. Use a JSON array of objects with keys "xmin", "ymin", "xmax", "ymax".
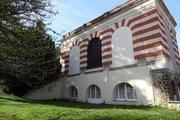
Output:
[
  {"xmin": 151, "ymin": 69, "xmax": 180, "ymax": 106},
  {"xmin": 24, "ymin": 80, "xmax": 62, "ymax": 100},
  {"xmin": 168, "ymin": 101, "xmax": 180, "ymax": 110}
]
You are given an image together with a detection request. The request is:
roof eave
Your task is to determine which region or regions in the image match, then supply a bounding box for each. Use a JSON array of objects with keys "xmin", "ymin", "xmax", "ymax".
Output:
[
  {"xmin": 157, "ymin": 0, "xmax": 177, "ymax": 27},
  {"xmin": 61, "ymin": 0, "xmax": 157, "ymax": 42}
]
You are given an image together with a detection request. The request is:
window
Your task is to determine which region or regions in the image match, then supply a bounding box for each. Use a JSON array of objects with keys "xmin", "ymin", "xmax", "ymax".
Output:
[
  {"xmin": 69, "ymin": 46, "xmax": 80, "ymax": 74},
  {"xmin": 87, "ymin": 38, "xmax": 102, "ymax": 69},
  {"xmin": 69, "ymin": 86, "xmax": 78, "ymax": 99},
  {"xmin": 114, "ymin": 83, "xmax": 137, "ymax": 101},
  {"xmin": 88, "ymin": 85, "xmax": 101, "ymax": 99}
]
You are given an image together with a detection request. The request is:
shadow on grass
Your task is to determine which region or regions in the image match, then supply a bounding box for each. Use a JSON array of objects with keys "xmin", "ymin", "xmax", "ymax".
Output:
[{"xmin": 0, "ymin": 96, "xmax": 155, "ymax": 110}]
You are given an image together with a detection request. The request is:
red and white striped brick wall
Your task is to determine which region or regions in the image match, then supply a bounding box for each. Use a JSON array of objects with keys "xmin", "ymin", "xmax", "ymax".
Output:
[
  {"xmin": 170, "ymin": 29, "xmax": 180, "ymax": 66},
  {"xmin": 100, "ymin": 28, "xmax": 114, "ymax": 66},
  {"xmin": 79, "ymin": 38, "xmax": 89, "ymax": 70},
  {"xmin": 60, "ymin": 51, "xmax": 69, "ymax": 73},
  {"xmin": 60, "ymin": 8, "xmax": 175, "ymax": 73},
  {"xmin": 157, "ymin": 4, "xmax": 180, "ymax": 67},
  {"xmin": 61, "ymin": 40, "xmax": 81, "ymax": 73},
  {"xmin": 128, "ymin": 9, "xmax": 170, "ymax": 60}
]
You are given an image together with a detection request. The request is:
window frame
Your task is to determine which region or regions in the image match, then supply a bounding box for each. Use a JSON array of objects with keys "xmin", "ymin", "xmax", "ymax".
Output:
[
  {"xmin": 69, "ymin": 86, "xmax": 78, "ymax": 99},
  {"xmin": 87, "ymin": 37, "xmax": 102, "ymax": 69},
  {"xmin": 114, "ymin": 83, "xmax": 137, "ymax": 101},
  {"xmin": 88, "ymin": 85, "xmax": 101, "ymax": 99}
]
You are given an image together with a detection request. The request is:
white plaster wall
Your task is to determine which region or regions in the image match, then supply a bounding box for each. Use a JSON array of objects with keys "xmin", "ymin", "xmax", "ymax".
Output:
[
  {"xmin": 149, "ymin": 57, "xmax": 174, "ymax": 70},
  {"xmin": 112, "ymin": 27, "xmax": 134, "ymax": 67},
  {"xmin": 61, "ymin": 66, "xmax": 154, "ymax": 106},
  {"xmin": 68, "ymin": 46, "xmax": 80, "ymax": 75},
  {"xmin": 25, "ymin": 66, "xmax": 154, "ymax": 106}
]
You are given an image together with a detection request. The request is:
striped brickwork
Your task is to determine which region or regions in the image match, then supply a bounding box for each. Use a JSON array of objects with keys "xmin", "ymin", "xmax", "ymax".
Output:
[{"xmin": 60, "ymin": 7, "xmax": 178, "ymax": 74}]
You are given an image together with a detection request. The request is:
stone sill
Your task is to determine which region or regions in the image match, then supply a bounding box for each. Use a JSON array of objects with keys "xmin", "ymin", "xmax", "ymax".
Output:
[
  {"xmin": 113, "ymin": 99, "xmax": 137, "ymax": 102},
  {"xmin": 85, "ymin": 67, "xmax": 103, "ymax": 74},
  {"xmin": 169, "ymin": 101, "xmax": 180, "ymax": 104},
  {"xmin": 67, "ymin": 73, "xmax": 81, "ymax": 77}
]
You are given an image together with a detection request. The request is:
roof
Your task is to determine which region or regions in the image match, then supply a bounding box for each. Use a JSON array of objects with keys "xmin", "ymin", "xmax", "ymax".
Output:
[{"xmin": 61, "ymin": 0, "xmax": 177, "ymax": 42}]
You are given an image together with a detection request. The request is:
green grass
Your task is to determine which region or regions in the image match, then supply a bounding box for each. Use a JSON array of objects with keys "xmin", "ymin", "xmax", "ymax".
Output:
[{"xmin": 0, "ymin": 96, "xmax": 179, "ymax": 120}]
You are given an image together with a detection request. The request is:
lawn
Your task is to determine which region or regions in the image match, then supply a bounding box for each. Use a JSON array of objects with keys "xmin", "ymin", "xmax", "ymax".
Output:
[{"xmin": 0, "ymin": 96, "xmax": 179, "ymax": 120}]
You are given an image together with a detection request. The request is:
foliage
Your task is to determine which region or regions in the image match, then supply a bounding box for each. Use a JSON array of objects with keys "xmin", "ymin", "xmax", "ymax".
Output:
[
  {"xmin": 1, "ymin": 20, "xmax": 61, "ymax": 96},
  {"xmin": 0, "ymin": 0, "xmax": 55, "ymax": 29},
  {"xmin": 0, "ymin": 0, "xmax": 60, "ymax": 96},
  {"xmin": 0, "ymin": 96, "xmax": 180, "ymax": 120}
]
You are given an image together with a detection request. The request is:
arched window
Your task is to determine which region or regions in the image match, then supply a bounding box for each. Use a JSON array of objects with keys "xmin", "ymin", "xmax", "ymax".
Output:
[
  {"xmin": 88, "ymin": 85, "xmax": 101, "ymax": 99},
  {"xmin": 114, "ymin": 83, "xmax": 137, "ymax": 101},
  {"xmin": 69, "ymin": 86, "xmax": 78, "ymax": 98},
  {"xmin": 69, "ymin": 46, "xmax": 80, "ymax": 74},
  {"xmin": 87, "ymin": 38, "xmax": 102, "ymax": 69},
  {"xmin": 112, "ymin": 27, "xmax": 134, "ymax": 67}
]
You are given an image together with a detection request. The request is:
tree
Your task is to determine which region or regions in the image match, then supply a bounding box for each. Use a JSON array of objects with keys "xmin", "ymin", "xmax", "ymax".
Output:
[
  {"xmin": 0, "ymin": 0, "xmax": 61, "ymax": 96},
  {"xmin": 0, "ymin": 0, "xmax": 55, "ymax": 28}
]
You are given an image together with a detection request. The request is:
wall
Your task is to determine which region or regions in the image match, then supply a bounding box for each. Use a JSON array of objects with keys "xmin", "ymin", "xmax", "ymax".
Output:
[
  {"xmin": 151, "ymin": 69, "xmax": 180, "ymax": 106},
  {"xmin": 60, "ymin": 66, "xmax": 154, "ymax": 106},
  {"xmin": 25, "ymin": 0, "xmax": 180, "ymax": 106},
  {"xmin": 68, "ymin": 46, "xmax": 80, "ymax": 75},
  {"xmin": 150, "ymin": 57, "xmax": 174, "ymax": 70},
  {"xmin": 24, "ymin": 81, "xmax": 62, "ymax": 100},
  {"xmin": 156, "ymin": 0, "xmax": 180, "ymax": 72},
  {"xmin": 24, "ymin": 66, "xmax": 154, "ymax": 106},
  {"xmin": 60, "ymin": 0, "xmax": 178, "ymax": 75},
  {"xmin": 168, "ymin": 101, "xmax": 180, "ymax": 110},
  {"xmin": 61, "ymin": 0, "xmax": 172, "ymax": 73},
  {"xmin": 112, "ymin": 27, "xmax": 134, "ymax": 67}
]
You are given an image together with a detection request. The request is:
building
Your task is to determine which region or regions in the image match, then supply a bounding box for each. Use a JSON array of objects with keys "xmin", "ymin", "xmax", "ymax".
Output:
[{"xmin": 26, "ymin": 0, "xmax": 180, "ymax": 106}]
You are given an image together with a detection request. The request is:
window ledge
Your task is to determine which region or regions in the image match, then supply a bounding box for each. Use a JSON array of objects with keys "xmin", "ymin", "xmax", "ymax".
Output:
[
  {"xmin": 67, "ymin": 73, "xmax": 81, "ymax": 77},
  {"xmin": 88, "ymin": 98, "xmax": 102, "ymax": 100},
  {"xmin": 85, "ymin": 67, "xmax": 103, "ymax": 74},
  {"xmin": 113, "ymin": 99, "xmax": 137, "ymax": 102}
]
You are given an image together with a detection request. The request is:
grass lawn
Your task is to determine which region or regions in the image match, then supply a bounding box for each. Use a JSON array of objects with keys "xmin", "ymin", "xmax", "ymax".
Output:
[{"xmin": 0, "ymin": 96, "xmax": 179, "ymax": 120}]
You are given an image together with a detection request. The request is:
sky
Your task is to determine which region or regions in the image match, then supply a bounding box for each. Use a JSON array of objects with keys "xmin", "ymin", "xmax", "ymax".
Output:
[{"xmin": 50, "ymin": 0, "xmax": 180, "ymax": 48}]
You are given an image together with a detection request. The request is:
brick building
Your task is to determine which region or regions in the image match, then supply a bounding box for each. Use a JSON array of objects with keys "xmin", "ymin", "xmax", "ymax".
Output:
[{"xmin": 27, "ymin": 0, "xmax": 180, "ymax": 106}]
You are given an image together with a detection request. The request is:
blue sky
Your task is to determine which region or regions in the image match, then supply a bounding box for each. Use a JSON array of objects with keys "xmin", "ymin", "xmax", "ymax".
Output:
[{"xmin": 50, "ymin": 0, "xmax": 180, "ymax": 48}]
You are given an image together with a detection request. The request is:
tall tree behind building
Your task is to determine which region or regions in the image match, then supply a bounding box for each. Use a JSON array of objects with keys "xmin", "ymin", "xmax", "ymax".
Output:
[{"xmin": 0, "ymin": 0, "xmax": 61, "ymax": 96}]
